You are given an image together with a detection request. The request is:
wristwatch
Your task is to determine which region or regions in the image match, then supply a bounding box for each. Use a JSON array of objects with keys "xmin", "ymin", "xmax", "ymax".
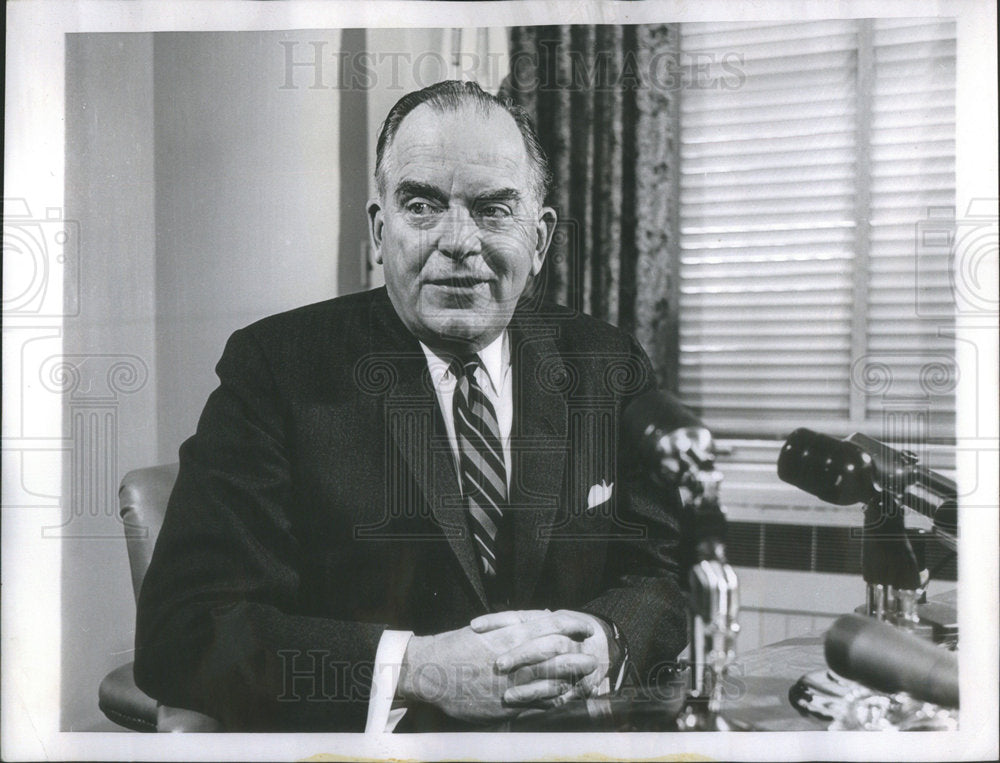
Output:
[{"xmin": 603, "ymin": 618, "xmax": 630, "ymax": 693}]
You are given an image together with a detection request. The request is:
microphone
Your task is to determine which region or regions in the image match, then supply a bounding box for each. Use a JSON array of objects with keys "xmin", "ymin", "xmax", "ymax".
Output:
[
  {"xmin": 777, "ymin": 428, "xmax": 957, "ymax": 544},
  {"xmin": 778, "ymin": 428, "xmax": 920, "ymax": 588},
  {"xmin": 846, "ymin": 432, "xmax": 958, "ymax": 538},
  {"xmin": 622, "ymin": 391, "xmax": 726, "ymax": 543},
  {"xmin": 623, "ymin": 391, "xmax": 739, "ymax": 731},
  {"xmin": 825, "ymin": 614, "xmax": 959, "ymax": 708},
  {"xmin": 622, "ymin": 390, "xmax": 712, "ymax": 487},
  {"xmin": 777, "ymin": 428, "xmax": 876, "ymax": 505}
]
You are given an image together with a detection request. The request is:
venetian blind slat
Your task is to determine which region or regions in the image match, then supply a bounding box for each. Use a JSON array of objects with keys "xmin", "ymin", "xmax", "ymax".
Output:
[{"xmin": 677, "ymin": 19, "xmax": 956, "ymax": 436}]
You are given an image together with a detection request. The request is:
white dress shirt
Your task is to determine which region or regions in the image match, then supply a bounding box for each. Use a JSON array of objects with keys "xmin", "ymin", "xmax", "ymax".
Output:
[{"xmin": 365, "ymin": 332, "xmax": 512, "ymax": 733}]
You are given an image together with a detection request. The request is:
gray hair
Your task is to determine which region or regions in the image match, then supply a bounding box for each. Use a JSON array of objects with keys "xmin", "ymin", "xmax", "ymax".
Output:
[{"xmin": 374, "ymin": 80, "xmax": 551, "ymax": 203}]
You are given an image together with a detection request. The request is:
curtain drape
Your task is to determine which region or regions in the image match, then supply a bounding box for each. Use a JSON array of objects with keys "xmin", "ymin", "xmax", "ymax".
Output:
[{"xmin": 502, "ymin": 24, "xmax": 681, "ymax": 387}]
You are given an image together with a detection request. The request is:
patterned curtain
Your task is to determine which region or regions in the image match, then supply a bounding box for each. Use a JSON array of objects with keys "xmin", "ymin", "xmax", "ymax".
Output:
[{"xmin": 502, "ymin": 24, "xmax": 681, "ymax": 388}]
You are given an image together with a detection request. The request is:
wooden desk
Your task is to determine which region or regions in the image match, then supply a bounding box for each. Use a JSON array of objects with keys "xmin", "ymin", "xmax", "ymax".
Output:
[
  {"xmin": 498, "ymin": 637, "xmax": 831, "ymax": 732},
  {"xmin": 501, "ymin": 590, "xmax": 957, "ymax": 732},
  {"xmin": 723, "ymin": 634, "xmax": 829, "ymax": 730},
  {"xmin": 724, "ymin": 589, "xmax": 957, "ymax": 731}
]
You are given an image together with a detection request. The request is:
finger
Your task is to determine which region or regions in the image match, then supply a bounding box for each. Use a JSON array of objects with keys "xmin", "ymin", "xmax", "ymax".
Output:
[
  {"xmin": 552, "ymin": 682, "xmax": 586, "ymax": 707},
  {"xmin": 503, "ymin": 679, "xmax": 573, "ymax": 706},
  {"xmin": 519, "ymin": 610, "xmax": 595, "ymax": 642},
  {"xmin": 495, "ymin": 634, "xmax": 582, "ymax": 673},
  {"xmin": 511, "ymin": 653, "xmax": 598, "ymax": 685},
  {"xmin": 469, "ymin": 609, "xmax": 551, "ymax": 633}
]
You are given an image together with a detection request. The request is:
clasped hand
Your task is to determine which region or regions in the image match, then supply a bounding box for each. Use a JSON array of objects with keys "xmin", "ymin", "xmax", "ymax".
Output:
[{"xmin": 397, "ymin": 609, "xmax": 610, "ymax": 723}]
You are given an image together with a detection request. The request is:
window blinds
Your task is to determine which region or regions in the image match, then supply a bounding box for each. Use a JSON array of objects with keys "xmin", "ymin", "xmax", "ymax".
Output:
[{"xmin": 676, "ymin": 19, "xmax": 957, "ymax": 440}]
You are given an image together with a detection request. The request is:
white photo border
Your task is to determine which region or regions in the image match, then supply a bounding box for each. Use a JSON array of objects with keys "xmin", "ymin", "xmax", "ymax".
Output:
[{"xmin": 3, "ymin": 1, "xmax": 997, "ymax": 760}]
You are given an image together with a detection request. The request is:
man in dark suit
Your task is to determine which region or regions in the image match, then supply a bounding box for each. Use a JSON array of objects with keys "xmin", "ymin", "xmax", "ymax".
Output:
[{"xmin": 135, "ymin": 80, "xmax": 687, "ymax": 732}]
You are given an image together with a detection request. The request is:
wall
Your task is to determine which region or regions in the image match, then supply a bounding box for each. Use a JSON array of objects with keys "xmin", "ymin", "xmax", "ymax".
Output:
[
  {"xmin": 61, "ymin": 29, "xmax": 351, "ymax": 731},
  {"xmin": 737, "ymin": 568, "xmax": 955, "ymax": 651},
  {"xmin": 153, "ymin": 31, "xmax": 342, "ymax": 461},
  {"xmin": 63, "ymin": 32, "xmax": 158, "ymax": 732},
  {"xmin": 363, "ymin": 27, "xmax": 449, "ymax": 288}
]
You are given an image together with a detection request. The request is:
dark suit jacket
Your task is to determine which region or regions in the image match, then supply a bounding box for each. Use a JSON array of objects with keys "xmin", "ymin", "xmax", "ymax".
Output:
[{"xmin": 134, "ymin": 287, "xmax": 687, "ymax": 731}]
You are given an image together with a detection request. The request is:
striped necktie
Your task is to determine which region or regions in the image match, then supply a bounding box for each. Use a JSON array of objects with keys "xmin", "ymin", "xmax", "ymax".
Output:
[{"xmin": 452, "ymin": 355, "xmax": 507, "ymax": 580}]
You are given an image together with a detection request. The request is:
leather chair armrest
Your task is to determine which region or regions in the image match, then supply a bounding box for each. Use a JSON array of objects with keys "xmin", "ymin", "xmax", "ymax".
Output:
[
  {"xmin": 157, "ymin": 704, "xmax": 223, "ymax": 732},
  {"xmin": 98, "ymin": 662, "xmax": 222, "ymax": 732},
  {"xmin": 98, "ymin": 662, "xmax": 158, "ymax": 732}
]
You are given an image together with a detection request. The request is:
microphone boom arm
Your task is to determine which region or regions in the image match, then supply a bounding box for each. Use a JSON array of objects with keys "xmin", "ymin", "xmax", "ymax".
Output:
[
  {"xmin": 623, "ymin": 393, "xmax": 741, "ymax": 730},
  {"xmin": 777, "ymin": 428, "xmax": 958, "ymax": 633},
  {"xmin": 651, "ymin": 427, "xmax": 740, "ymax": 731}
]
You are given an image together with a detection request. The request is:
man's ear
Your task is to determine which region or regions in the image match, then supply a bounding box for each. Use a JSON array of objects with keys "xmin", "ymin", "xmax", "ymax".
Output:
[
  {"xmin": 367, "ymin": 198, "xmax": 384, "ymax": 264},
  {"xmin": 530, "ymin": 206, "xmax": 558, "ymax": 276}
]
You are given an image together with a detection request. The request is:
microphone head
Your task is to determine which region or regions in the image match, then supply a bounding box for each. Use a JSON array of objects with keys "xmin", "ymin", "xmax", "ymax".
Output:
[
  {"xmin": 825, "ymin": 614, "xmax": 959, "ymax": 708},
  {"xmin": 622, "ymin": 390, "xmax": 702, "ymax": 447},
  {"xmin": 622, "ymin": 391, "xmax": 705, "ymax": 482},
  {"xmin": 777, "ymin": 428, "xmax": 876, "ymax": 505}
]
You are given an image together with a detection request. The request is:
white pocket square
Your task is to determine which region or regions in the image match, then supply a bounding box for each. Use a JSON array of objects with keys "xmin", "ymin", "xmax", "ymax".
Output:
[{"xmin": 587, "ymin": 480, "xmax": 614, "ymax": 509}]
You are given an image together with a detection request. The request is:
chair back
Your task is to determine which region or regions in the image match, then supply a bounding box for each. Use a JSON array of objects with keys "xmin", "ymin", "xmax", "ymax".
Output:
[
  {"xmin": 119, "ymin": 463, "xmax": 179, "ymax": 602},
  {"xmin": 107, "ymin": 463, "xmax": 222, "ymax": 731}
]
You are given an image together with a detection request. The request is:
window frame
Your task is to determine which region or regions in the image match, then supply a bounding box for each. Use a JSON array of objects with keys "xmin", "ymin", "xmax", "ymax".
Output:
[{"xmin": 670, "ymin": 18, "xmax": 958, "ymax": 447}]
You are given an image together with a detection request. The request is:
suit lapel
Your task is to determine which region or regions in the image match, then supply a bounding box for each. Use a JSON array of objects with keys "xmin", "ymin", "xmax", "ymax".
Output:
[
  {"xmin": 369, "ymin": 292, "xmax": 488, "ymax": 610},
  {"xmin": 367, "ymin": 291, "xmax": 571, "ymax": 611},
  {"xmin": 508, "ymin": 316, "xmax": 568, "ymax": 606}
]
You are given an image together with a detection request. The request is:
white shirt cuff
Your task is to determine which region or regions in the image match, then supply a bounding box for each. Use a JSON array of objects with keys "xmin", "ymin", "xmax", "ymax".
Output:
[{"xmin": 364, "ymin": 629, "xmax": 413, "ymax": 734}]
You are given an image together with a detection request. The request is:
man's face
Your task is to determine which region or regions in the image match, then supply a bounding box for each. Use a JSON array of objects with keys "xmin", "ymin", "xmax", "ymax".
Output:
[{"xmin": 368, "ymin": 103, "xmax": 556, "ymax": 352}]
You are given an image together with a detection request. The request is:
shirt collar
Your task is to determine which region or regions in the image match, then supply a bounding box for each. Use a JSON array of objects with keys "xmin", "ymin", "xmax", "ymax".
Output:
[{"xmin": 419, "ymin": 331, "xmax": 509, "ymax": 396}]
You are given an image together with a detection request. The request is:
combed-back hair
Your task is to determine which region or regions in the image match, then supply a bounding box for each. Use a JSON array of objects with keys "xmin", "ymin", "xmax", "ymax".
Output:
[{"xmin": 374, "ymin": 80, "xmax": 551, "ymax": 203}]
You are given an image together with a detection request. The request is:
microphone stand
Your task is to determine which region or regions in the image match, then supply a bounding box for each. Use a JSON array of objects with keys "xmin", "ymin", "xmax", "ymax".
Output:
[
  {"xmin": 673, "ymin": 454, "xmax": 740, "ymax": 731},
  {"xmin": 861, "ymin": 492, "xmax": 927, "ymax": 635}
]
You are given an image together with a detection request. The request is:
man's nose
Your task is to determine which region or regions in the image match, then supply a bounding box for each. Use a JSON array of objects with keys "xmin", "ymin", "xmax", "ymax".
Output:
[{"xmin": 435, "ymin": 206, "xmax": 482, "ymax": 260}]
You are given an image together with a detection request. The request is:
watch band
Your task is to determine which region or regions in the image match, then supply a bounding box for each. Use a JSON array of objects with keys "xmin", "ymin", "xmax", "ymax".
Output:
[{"xmin": 605, "ymin": 618, "xmax": 630, "ymax": 693}]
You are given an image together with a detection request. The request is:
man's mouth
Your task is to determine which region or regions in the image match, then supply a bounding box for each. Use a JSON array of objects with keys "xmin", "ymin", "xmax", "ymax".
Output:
[{"xmin": 426, "ymin": 276, "xmax": 491, "ymax": 288}]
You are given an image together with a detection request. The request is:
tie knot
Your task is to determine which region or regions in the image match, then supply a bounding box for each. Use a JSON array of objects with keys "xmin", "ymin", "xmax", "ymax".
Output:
[{"xmin": 451, "ymin": 353, "xmax": 480, "ymax": 381}]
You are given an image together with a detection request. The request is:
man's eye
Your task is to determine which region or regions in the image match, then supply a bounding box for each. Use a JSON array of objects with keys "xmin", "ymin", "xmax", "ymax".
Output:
[
  {"xmin": 406, "ymin": 201, "xmax": 442, "ymax": 216},
  {"xmin": 478, "ymin": 204, "xmax": 512, "ymax": 219}
]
